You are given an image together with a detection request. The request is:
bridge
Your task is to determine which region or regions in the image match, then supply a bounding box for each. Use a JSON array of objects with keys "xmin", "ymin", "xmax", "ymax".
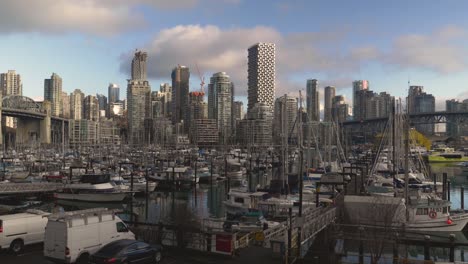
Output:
[
  {"xmin": 340, "ymin": 111, "xmax": 468, "ymax": 141},
  {"xmin": 0, "ymin": 95, "xmax": 69, "ymax": 147}
]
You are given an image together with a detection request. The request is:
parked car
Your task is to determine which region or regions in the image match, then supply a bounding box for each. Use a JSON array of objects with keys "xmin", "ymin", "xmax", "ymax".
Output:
[
  {"xmin": 0, "ymin": 209, "xmax": 49, "ymax": 254},
  {"xmin": 44, "ymin": 208, "xmax": 135, "ymax": 264},
  {"xmin": 90, "ymin": 239, "xmax": 162, "ymax": 264}
]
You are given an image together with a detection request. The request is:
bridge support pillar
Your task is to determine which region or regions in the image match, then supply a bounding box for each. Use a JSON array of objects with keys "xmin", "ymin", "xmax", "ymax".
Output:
[{"xmin": 40, "ymin": 101, "xmax": 51, "ymax": 144}]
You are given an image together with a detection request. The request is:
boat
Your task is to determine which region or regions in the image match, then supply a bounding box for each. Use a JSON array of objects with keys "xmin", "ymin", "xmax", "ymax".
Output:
[
  {"xmin": 344, "ymin": 190, "xmax": 468, "ymax": 232},
  {"xmin": 54, "ymin": 174, "xmax": 131, "ymax": 202},
  {"xmin": 427, "ymin": 147, "xmax": 468, "ymax": 163},
  {"xmin": 224, "ymin": 211, "xmax": 280, "ymax": 232},
  {"xmin": 223, "ymin": 190, "xmax": 270, "ymax": 215}
]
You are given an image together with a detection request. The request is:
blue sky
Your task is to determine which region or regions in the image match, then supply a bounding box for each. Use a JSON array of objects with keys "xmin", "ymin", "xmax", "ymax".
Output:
[{"xmin": 1, "ymin": 0, "xmax": 468, "ymax": 109}]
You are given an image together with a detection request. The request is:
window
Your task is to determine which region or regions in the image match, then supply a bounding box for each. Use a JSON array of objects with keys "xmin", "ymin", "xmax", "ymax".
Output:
[
  {"xmin": 116, "ymin": 222, "xmax": 128, "ymax": 233},
  {"xmin": 136, "ymin": 242, "xmax": 148, "ymax": 250},
  {"xmin": 125, "ymin": 244, "xmax": 138, "ymax": 253},
  {"xmin": 234, "ymin": 197, "xmax": 244, "ymax": 203}
]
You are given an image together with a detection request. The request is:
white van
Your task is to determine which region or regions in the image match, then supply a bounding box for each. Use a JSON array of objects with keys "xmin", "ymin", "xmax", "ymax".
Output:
[
  {"xmin": 0, "ymin": 209, "xmax": 50, "ymax": 254},
  {"xmin": 44, "ymin": 208, "xmax": 135, "ymax": 264}
]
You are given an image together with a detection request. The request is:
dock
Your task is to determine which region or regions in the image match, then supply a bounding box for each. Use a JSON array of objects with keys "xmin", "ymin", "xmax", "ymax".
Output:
[{"xmin": 0, "ymin": 182, "xmax": 62, "ymax": 195}]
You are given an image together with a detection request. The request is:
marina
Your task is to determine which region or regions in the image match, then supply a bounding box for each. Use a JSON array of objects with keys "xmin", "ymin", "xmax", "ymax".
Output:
[{"xmin": 0, "ymin": 140, "xmax": 467, "ymax": 264}]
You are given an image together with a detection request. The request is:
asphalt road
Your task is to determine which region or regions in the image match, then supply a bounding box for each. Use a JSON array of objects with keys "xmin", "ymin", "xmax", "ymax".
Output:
[{"xmin": 0, "ymin": 243, "xmax": 272, "ymax": 264}]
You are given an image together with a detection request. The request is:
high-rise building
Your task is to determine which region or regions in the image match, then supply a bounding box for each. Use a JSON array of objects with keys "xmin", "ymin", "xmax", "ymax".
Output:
[
  {"xmin": 191, "ymin": 119, "xmax": 219, "ymax": 146},
  {"xmin": 406, "ymin": 86, "xmax": 435, "ymax": 135},
  {"xmin": 446, "ymin": 99, "xmax": 468, "ymax": 137},
  {"xmin": 131, "ymin": 50, "xmax": 148, "ymax": 80},
  {"xmin": 238, "ymin": 103, "xmax": 273, "ymax": 146},
  {"xmin": 108, "ymin": 83, "xmax": 120, "ymax": 104},
  {"xmin": 44, "ymin": 73, "xmax": 62, "ymax": 116},
  {"xmin": 158, "ymin": 83, "xmax": 172, "ymax": 117},
  {"xmin": 407, "ymin": 85, "xmax": 424, "ymax": 114},
  {"xmin": 127, "ymin": 51, "xmax": 151, "ymax": 144},
  {"xmin": 306, "ymin": 79, "xmax": 320, "ymax": 122},
  {"xmin": 352, "ymin": 80, "xmax": 369, "ymax": 119},
  {"xmin": 273, "ymin": 95, "xmax": 298, "ymax": 145},
  {"xmin": 208, "ymin": 72, "xmax": 233, "ymax": 144},
  {"xmin": 70, "ymin": 89, "xmax": 84, "ymax": 120},
  {"xmin": 1, "ymin": 70, "xmax": 23, "ymax": 128},
  {"xmin": 83, "ymin": 95, "xmax": 99, "ymax": 122},
  {"xmin": 354, "ymin": 89, "xmax": 375, "ymax": 121},
  {"xmin": 1, "ymin": 70, "xmax": 22, "ymax": 96},
  {"xmin": 96, "ymin": 93, "xmax": 107, "ymax": 116},
  {"xmin": 233, "ymin": 101, "xmax": 244, "ymax": 120},
  {"xmin": 366, "ymin": 92, "xmax": 393, "ymax": 119},
  {"xmin": 331, "ymin": 95, "xmax": 350, "ymax": 122},
  {"xmin": 324, "ymin": 86, "xmax": 336, "ymax": 122},
  {"xmin": 247, "ymin": 43, "xmax": 275, "ymax": 112},
  {"xmin": 61, "ymin": 91, "xmax": 70, "ymax": 119},
  {"xmin": 171, "ymin": 65, "xmax": 190, "ymax": 131},
  {"xmin": 187, "ymin": 92, "xmax": 208, "ymax": 143}
]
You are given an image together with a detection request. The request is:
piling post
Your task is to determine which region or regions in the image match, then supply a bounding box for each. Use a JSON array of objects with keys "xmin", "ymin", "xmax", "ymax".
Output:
[
  {"xmin": 433, "ymin": 173, "xmax": 437, "ymax": 192},
  {"xmin": 443, "ymin": 173, "xmax": 448, "ymax": 200},
  {"xmin": 393, "ymin": 233, "xmax": 399, "ymax": 264},
  {"xmin": 129, "ymin": 170, "xmax": 134, "ymax": 223},
  {"xmin": 461, "ymin": 187, "xmax": 464, "ymax": 210},
  {"xmin": 447, "ymin": 180, "xmax": 451, "ymax": 202},
  {"xmin": 287, "ymin": 208, "xmax": 292, "ymax": 262},
  {"xmin": 424, "ymin": 235, "xmax": 431, "ymax": 261},
  {"xmin": 449, "ymin": 234, "xmax": 455, "ymax": 262},
  {"xmin": 145, "ymin": 169, "xmax": 149, "ymax": 221}
]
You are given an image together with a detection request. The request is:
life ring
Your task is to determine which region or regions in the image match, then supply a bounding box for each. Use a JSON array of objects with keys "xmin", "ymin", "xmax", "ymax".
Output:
[{"xmin": 429, "ymin": 210, "xmax": 437, "ymax": 219}]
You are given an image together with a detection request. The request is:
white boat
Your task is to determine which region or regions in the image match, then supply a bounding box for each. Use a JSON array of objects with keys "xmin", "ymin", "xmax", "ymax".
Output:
[
  {"xmin": 55, "ymin": 182, "xmax": 130, "ymax": 202},
  {"xmin": 345, "ymin": 191, "xmax": 468, "ymax": 232},
  {"xmin": 223, "ymin": 190, "xmax": 269, "ymax": 215}
]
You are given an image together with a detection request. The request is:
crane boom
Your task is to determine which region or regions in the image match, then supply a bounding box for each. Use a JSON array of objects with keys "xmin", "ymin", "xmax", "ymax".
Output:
[{"xmin": 195, "ymin": 63, "xmax": 205, "ymax": 94}]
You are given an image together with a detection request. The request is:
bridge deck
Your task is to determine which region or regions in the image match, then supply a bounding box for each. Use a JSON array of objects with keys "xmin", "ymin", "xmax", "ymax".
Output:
[{"xmin": 0, "ymin": 183, "xmax": 63, "ymax": 195}]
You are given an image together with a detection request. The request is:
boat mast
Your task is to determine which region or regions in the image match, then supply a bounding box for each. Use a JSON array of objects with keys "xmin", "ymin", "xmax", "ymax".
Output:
[{"xmin": 405, "ymin": 83, "xmax": 410, "ymax": 218}]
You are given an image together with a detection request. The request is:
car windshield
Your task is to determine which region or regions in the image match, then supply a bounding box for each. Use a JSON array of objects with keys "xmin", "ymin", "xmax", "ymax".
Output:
[{"xmin": 98, "ymin": 241, "xmax": 133, "ymax": 255}]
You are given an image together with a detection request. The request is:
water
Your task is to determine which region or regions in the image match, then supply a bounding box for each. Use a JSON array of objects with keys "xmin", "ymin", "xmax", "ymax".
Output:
[{"xmin": 0, "ymin": 182, "xmax": 227, "ymax": 224}]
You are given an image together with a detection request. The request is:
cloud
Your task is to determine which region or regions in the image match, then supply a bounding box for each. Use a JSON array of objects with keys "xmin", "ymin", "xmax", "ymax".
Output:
[
  {"xmin": 0, "ymin": 0, "xmax": 197, "ymax": 36},
  {"xmin": 383, "ymin": 26, "xmax": 468, "ymax": 74},
  {"xmin": 119, "ymin": 24, "xmax": 368, "ymax": 96}
]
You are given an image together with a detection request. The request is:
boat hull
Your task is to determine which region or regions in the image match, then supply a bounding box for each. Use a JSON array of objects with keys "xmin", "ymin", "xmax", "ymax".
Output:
[
  {"xmin": 405, "ymin": 213, "xmax": 468, "ymax": 232},
  {"xmin": 54, "ymin": 192, "xmax": 129, "ymax": 202}
]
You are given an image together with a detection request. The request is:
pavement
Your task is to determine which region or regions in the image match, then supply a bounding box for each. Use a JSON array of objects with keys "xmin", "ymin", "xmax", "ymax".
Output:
[{"xmin": 0, "ymin": 244, "xmax": 276, "ymax": 264}]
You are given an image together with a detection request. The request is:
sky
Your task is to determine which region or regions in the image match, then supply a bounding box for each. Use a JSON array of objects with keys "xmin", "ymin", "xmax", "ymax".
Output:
[{"xmin": 1, "ymin": 0, "xmax": 468, "ymax": 110}]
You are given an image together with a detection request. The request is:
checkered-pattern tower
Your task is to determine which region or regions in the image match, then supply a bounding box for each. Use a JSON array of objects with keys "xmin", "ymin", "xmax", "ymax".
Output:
[{"xmin": 247, "ymin": 43, "xmax": 275, "ymax": 112}]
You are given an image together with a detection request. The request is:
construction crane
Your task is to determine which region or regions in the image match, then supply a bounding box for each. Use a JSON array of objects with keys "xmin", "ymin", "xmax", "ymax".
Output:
[{"xmin": 195, "ymin": 62, "xmax": 205, "ymax": 95}]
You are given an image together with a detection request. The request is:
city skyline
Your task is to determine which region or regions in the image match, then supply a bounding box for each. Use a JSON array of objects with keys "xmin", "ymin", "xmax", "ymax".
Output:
[{"xmin": 1, "ymin": 0, "xmax": 468, "ymax": 110}]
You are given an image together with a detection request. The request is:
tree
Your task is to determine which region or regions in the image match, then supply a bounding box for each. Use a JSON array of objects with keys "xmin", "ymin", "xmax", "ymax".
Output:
[{"xmin": 344, "ymin": 195, "xmax": 404, "ymax": 264}]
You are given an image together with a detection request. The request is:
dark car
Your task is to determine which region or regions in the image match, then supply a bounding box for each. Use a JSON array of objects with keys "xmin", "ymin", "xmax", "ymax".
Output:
[{"xmin": 90, "ymin": 239, "xmax": 162, "ymax": 264}]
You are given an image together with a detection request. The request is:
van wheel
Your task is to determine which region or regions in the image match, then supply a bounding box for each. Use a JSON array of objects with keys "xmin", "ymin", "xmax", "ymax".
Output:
[
  {"xmin": 10, "ymin": 239, "xmax": 24, "ymax": 254},
  {"xmin": 154, "ymin": 251, "xmax": 162, "ymax": 263},
  {"xmin": 76, "ymin": 253, "xmax": 89, "ymax": 264}
]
